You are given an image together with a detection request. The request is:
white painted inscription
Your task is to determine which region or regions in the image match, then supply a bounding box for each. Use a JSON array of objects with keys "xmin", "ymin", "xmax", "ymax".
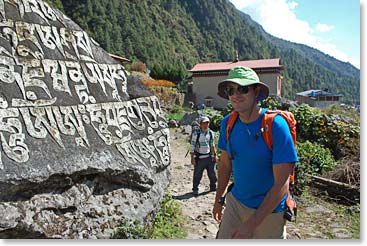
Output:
[
  {"xmin": 0, "ymin": 96, "xmax": 169, "ymax": 169},
  {"xmin": 0, "ymin": 1, "xmax": 169, "ymax": 169}
]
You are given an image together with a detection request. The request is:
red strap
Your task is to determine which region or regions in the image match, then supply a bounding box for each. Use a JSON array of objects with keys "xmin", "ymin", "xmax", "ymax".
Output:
[
  {"xmin": 261, "ymin": 112, "xmax": 275, "ymax": 151},
  {"xmin": 261, "ymin": 110, "xmax": 296, "ymax": 185},
  {"xmin": 261, "ymin": 110, "xmax": 297, "ymax": 149},
  {"xmin": 226, "ymin": 111, "xmax": 239, "ymax": 141}
]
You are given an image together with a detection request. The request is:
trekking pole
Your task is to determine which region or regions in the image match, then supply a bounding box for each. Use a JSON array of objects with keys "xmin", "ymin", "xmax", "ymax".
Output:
[{"xmin": 185, "ymin": 149, "xmax": 190, "ymax": 158}]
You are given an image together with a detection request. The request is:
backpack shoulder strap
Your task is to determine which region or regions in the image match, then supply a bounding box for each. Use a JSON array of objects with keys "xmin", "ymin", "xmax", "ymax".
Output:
[
  {"xmin": 261, "ymin": 110, "xmax": 279, "ymax": 151},
  {"xmin": 209, "ymin": 129, "xmax": 214, "ymax": 145},
  {"xmin": 261, "ymin": 109, "xmax": 297, "ymax": 150},
  {"xmin": 195, "ymin": 129, "xmax": 201, "ymax": 147},
  {"xmin": 262, "ymin": 110, "xmax": 297, "ymax": 220},
  {"xmin": 280, "ymin": 111, "xmax": 297, "ymax": 147},
  {"xmin": 226, "ymin": 111, "xmax": 239, "ymax": 141},
  {"xmin": 262, "ymin": 110, "xmax": 297, "ymax": 180}
]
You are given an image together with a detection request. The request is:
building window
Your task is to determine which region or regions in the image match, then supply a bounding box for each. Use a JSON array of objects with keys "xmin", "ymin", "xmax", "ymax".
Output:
[{"xmin": 204, "ymin": 97, "xmax": 214, "ymax": 107}]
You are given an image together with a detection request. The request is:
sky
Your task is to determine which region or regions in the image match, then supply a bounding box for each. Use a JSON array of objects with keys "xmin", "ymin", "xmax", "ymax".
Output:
[{"xmin": 228, "ymin": 0, "xmax": 361, "ymax": 69}]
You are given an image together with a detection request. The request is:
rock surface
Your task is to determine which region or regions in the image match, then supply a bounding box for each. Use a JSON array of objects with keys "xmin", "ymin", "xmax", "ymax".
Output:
[{"xmin": 0, "ymin": 0, "xmax": 169, "ymax": 238}]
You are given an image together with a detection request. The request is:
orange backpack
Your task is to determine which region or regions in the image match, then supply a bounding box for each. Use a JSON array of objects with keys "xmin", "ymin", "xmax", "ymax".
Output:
[{"xmin": 226, "ymin": 109, "xmax": 297, "ymax": 222}]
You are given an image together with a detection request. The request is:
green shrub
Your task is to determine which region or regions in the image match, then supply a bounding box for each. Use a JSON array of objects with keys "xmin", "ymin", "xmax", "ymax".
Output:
[
  {"xmin": 112, "ymin": 219, "xmax": 149, "ymax": 239},
  {"xmin": 294, "ymin": 140, "xmax": 336, "ymax": 195},
  {"xmin": 260, "ymin": 97, "xmax": 283, "ymax": 110},
  {"xmin": 165, "ymin": 105, "xmax": 189, "ymax": 122},
  {"xmin": 322, "ymin": 104, "xmax": 360, "ymax": 123},
  {"xmin": 221, "ymin": 102, "xmax": 234, "ymax": 116},
  {"xmin": 150, "ymin": 194, "xmax": 187, "ymax": 239},
  {"xmin": 212, "ymin": 114, "xmax": 224, "ymax": 132},
  {"xmin": 290, "ymin": 104, "xmax": 360, "ymax": 160},
  {"xmin": 112, "ymin": 195, "xmax": 186, "ymax": 239}
]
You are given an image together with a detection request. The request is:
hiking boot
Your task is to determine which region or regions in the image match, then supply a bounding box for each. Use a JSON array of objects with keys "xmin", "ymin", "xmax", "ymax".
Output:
[{"xmin": 192, "ymin": 190, "xmax": 199, "ymax": 196}]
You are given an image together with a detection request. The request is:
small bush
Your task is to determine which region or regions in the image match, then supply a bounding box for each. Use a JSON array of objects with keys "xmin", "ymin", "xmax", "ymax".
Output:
[
  {"xmin": 142, "ymin": 79, "xmax": 176, "ymax": 87},
  {"xmin": 130, "ymin": 61, "xmax": 147, "ymax": 73},
  {"xmin": 294, "ymin": 140, "xmax": 336, "ymax": 195},
  {"xmin": 211, "ymin": 113, "xmax": 224, "ymax": 132},
  {"xmin": 260, "ymin": 97, "xmax": 283, "ymax": 110},
  {"xmin": 112, "ymin": 195, "xmax": 186, "ymax": 239},
  {"xmin": 112, "ymin": 219, "xmax": 149, "ymax": 239},
  {"xmin": 290, "ymin": 104, "xmax": 360, "ymax": 160},
  {"xmin": 165, "ymin": 105, "xmax": 189, "ymax": 122},
  {"xmin": 150, "ymin": 194, "xmax": 187, "ymax": 239},
  {"xmin": 221, "ymin": 102, "xmax": 233, "ymax": 116}
]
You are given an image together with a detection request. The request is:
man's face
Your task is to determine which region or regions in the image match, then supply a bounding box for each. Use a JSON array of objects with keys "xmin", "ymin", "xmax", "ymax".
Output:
[
  {"xmin": 226, "ymin": 82, "xmax": 257, "ymax": 113},
  {"xmin": 200, "ymin": 121, "xmax": 209, "ymax": 131}
]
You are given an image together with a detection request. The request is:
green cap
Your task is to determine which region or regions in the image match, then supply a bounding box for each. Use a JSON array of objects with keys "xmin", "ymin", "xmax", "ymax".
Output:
[{"xmin": 217, "ymin": 66, "xmax": 269, "ymax": 101}]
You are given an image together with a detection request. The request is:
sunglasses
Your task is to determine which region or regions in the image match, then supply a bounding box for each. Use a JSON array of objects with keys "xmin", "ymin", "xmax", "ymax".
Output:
[{"xmin": 225, "ymin": 85, "xmax": 251, "ymax": 96}]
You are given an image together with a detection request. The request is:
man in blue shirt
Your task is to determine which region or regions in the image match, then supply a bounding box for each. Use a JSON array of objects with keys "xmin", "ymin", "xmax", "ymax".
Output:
[{"xmin": 212, "ymin": 66, "xmax": 298, "ymax": 239}]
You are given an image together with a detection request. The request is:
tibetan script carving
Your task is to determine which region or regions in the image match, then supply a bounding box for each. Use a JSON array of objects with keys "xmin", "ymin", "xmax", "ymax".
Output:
[{"xmin": 0, "ymin": 0, "xmax": 168, "ymax": 170}]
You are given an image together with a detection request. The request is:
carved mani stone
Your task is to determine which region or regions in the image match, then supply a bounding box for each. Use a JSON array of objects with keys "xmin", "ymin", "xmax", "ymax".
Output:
[{"xmin": 0, "ymin": 0, "xmax": 170, "ymax": 239}]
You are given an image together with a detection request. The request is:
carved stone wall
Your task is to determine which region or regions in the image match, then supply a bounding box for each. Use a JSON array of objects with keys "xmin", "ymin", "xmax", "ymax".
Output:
[{"xmin": 0, "ymin": 0, "xmax": 170, "ymax": 238}]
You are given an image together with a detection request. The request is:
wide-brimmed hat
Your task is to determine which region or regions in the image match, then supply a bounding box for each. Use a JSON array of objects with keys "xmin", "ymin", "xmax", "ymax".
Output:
[
  {"xmin": 217, "ymin": 66, "xmax": 269, "ymax": 101},
  {"xmin": 199, "ymin": 116, "xmax": 210, "ymax": 123}
]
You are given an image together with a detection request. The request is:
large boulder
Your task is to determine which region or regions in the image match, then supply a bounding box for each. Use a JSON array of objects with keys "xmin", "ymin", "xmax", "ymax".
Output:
[{"xmin": 0, "ymin": 0, "xmax": 170, "ymax": 239}]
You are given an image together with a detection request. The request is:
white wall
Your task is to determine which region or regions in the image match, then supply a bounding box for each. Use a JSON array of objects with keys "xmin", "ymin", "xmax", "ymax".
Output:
[
  {"xmin": 192, "ymin": 72, "xmax": 281, "ymax": 109},
  {"xmin": 193, "ymin": 75, "xmax": 229, "ymax": 109},
  {"xmin": 258, "ymin": 73, "xmax": 279, "ymax": 96}
]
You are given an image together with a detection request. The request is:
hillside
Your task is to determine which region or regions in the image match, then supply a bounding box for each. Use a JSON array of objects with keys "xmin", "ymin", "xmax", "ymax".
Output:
[
  {"xmin": 46, "ymin": 0, "xmax": 359, "ymax": 104},
  {"xmin": 238, "ymin": 11, "xmax": 360, "ymax": 103}
]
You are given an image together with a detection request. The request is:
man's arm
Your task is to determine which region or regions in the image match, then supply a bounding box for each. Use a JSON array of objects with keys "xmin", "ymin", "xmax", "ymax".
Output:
[
  {"xmin": 190, "ymin": 131, "xmax": 197, "ymax": 165},
  {"xmin": 212, "ymin": 150, "xmax": 232, "ymax": 222},
  {"xmin": 210, "ymin": 145, "xmax": 218, "ymax": 162},
  {"xmin": 232, "ymin": 162, "xmax": 291, "ymax": 239}
]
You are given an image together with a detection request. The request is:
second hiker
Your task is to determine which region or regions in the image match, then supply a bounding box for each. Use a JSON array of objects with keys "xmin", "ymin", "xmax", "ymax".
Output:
[{"xmin": 190, "ymin": 116, "xmax": 218, "ymax": 196}]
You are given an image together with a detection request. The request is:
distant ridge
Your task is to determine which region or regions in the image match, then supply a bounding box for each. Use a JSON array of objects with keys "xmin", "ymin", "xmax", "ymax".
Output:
[{"xmin": 48, "ymin": 0, "xmax": 359, "ymax": 104}]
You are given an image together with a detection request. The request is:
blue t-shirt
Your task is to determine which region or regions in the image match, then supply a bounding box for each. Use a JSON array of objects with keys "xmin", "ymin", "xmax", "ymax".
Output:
[{"xmin": 218, "ymin": 108, "xmax": 298, "ymax": 212}]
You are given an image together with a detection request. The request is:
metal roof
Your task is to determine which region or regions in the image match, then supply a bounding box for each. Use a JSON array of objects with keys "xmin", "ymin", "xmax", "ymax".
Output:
[
  {"xmin": 189, "ymin": 58, "xmax": 283, "ymax": 72},
  {"xmin": 109, "ymin": 53, "xmax": 130, "ymax": 63},
  {"xmin": 296, "ymin": 89, "xmax": 343, "ymax": 97}
]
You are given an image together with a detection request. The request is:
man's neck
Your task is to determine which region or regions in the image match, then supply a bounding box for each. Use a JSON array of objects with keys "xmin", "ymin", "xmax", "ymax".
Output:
[
  {"xmin": 239, "ymin": 106, "xmax": 261, "ymax": 124},
  {"xmin": 201, "ymin": 128, "xmax": 208, "ymax": 133}
]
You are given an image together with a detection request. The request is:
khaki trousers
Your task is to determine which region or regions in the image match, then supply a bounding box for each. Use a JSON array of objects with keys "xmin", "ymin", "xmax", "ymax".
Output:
[{"xmin": 216, "ymin": 192, "xmax": 287, "ymax": 239}]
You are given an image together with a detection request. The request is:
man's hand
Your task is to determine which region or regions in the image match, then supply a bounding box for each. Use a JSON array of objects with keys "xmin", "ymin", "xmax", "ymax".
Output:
[
  {"xmin": 191, "ymin": 156, "xmax": 196, "ymax": 166},
  {"xmin": 231, "ymin": 218, "xmax": 256, "ymax": 239},
  {"xmin": 212, "ymin": 202, "xmax": 224, "ymax": 223}
]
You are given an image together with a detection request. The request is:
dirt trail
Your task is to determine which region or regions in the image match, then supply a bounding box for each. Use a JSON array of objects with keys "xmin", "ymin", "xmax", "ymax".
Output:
[
  {"xmin": 166, "ymin": 128, "xmax": 356, "ymax": 239},
  {"xmin": 167, "ymin": 128, "xmax": 219, "ymax": 239}
]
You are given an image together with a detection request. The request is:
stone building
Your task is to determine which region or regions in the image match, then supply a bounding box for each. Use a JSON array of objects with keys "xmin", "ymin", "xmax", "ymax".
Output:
[
  {"xmin": 188, "ymin": 58, "xmax": 284, "ymax": 109},
  {"xmin": 296, "ymin": 89, "xmax": 343, "ymax": 108}
]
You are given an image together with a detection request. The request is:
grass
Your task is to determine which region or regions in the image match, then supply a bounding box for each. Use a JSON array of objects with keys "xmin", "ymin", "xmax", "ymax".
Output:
[{"xmin": 165, "ymin": 111, "xmax": 187, "ymax": 122}]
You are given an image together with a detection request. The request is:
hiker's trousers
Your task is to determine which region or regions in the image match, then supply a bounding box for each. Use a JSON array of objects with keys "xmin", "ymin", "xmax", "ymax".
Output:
[
  {"xmin": 216, "ymin": 192, "xmax": 286, "ymax": 239},
  {"xmin": 192, "ymin": 156, "xmax": 217, "ymax": 191}
]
